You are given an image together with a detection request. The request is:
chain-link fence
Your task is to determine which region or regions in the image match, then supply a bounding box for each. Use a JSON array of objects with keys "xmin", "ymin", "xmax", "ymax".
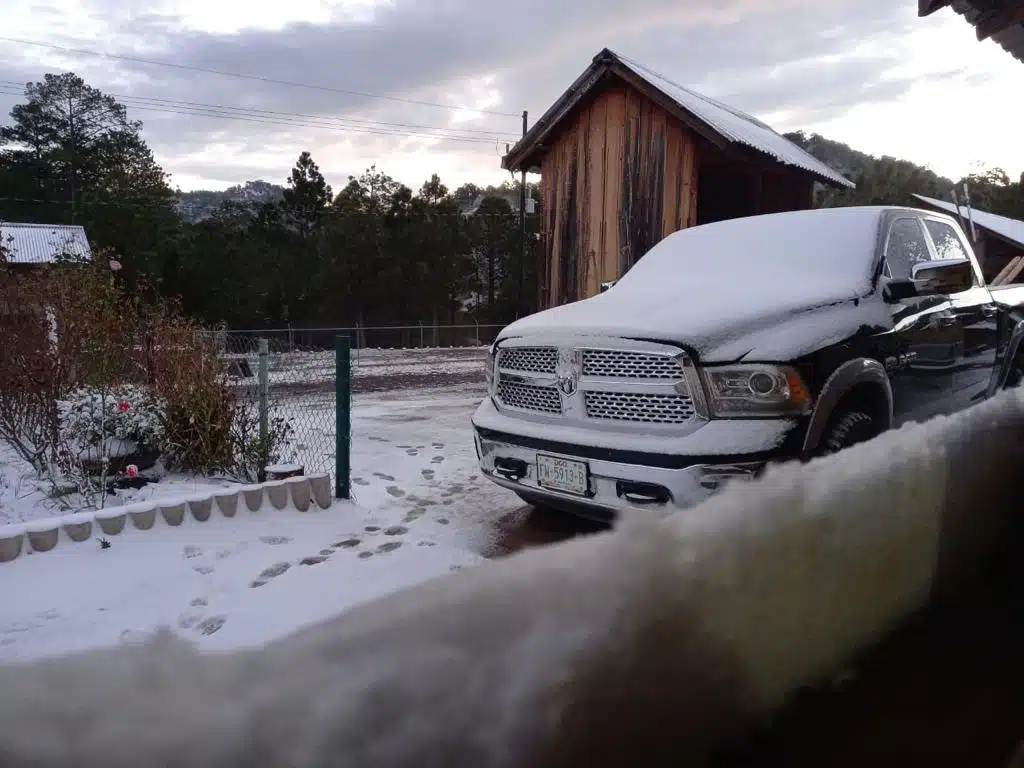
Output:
[{"xmin": 209, "ymin": 325, "xmax": 498, "ymax": 491}]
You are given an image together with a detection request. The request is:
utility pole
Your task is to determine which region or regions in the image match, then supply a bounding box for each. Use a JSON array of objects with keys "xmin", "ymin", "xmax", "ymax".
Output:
[{"xmin": 517, "ymin": 110, "xmax": 528, "ymax": 318}]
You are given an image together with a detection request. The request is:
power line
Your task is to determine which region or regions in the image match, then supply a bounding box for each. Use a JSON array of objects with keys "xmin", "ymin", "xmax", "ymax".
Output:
[
  {"xmin": 0, "ymin": 86, "xmax": 513, "ymax": 146},
  {"xmin": 0, "ymin": 80, "xmax": 520, "ymax": 141},
  {"xmin": 0, "ymin": 35, "xmax": 520, "ymax": 118},
  {"xmin": 0, "ymin": 195, "xmax": 538, "ymax": 218}
]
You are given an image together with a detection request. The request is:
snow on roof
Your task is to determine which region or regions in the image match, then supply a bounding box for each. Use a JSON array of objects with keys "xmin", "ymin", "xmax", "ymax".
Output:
[
  {"xmin": 505, "ymin": 48, "xmax": 854, "ymax": 189},
  {"xmin": 0, "ymin": 222, "xmax": 92, "ymax": 265},
  {"xmin": 612, "ymin": 52, "xmax": 854, "ymax": 189},
  {"xmin": 912, "ymin": 194, "xmax": 1024, "ymax": 248}
]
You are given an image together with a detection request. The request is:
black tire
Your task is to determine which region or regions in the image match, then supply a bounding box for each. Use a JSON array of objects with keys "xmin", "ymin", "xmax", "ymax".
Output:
[
  {"xmin": 1004, "ymin": 353, "xmax": 1024, "ymax": 389},
  {"xmin": 817, "ymin": 410, "xmax": 878, "ymax": 457}
]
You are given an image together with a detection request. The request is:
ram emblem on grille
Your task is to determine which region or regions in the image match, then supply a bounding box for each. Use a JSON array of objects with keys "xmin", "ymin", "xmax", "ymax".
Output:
[{"xmin": 555, "ymin": 348, "xmax": 582, "ymax": 397}]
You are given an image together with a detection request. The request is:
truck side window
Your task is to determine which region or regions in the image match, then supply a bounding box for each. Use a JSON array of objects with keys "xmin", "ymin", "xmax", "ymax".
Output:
[
  {"xmin": 884, "ymin": 217, "xmax": 932, "ymax": 280},
  {"xmin": 924, "ymin": 219, "xmax": 972, "ymax": 263}
]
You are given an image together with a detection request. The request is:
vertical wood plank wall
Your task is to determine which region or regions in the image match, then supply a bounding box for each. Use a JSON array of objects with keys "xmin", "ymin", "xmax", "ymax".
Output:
[{"xmin": 538, "ymin": 85, "xmax": 698, "ymax": 309}]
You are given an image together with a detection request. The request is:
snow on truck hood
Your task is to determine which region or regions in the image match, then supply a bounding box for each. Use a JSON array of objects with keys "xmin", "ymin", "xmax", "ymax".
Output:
[{"xmin": 501, "ymin": 208, "xmax": 887, "ymax": 362}]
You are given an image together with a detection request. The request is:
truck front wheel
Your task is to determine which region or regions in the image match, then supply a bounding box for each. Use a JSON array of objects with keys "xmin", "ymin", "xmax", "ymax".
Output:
[{"xmin": 818, "ymin": 410, "xmax": 878, "ymax": 456}]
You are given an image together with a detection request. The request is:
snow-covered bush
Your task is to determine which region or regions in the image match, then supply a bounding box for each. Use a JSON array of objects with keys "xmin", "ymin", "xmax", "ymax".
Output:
[{"xmin": 57, "ymin": 385, "xmax": 165, "ymax": 453}]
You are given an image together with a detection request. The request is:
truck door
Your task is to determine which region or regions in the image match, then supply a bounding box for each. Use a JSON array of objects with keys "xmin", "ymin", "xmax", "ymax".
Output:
[
  {"xmin": 921, "ymin": 216, "xmax": 1000, "ymax": 410},
  {"xmin": 883, "ymin": 216, "xmax": 962, "ymax": 426}
]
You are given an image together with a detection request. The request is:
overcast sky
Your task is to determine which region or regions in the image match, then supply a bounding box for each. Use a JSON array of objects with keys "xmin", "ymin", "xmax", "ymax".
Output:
[{"xmin": 1, "ymin": 0, "xmax": 1021, "ymax": 193}]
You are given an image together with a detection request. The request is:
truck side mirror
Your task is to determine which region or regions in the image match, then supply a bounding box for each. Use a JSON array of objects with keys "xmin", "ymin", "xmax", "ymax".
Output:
[{"xmin": 910, "ymin": 258, "xmax": 973, "ymax": 295}]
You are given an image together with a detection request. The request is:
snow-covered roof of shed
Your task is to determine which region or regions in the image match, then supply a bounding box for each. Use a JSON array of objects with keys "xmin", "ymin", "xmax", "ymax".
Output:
[
  {"xmin": 0, "ymin": 222, "xmax": 92, "ymax": 265},
  {"xmin": 912, "ymin": 194, "xmax": 1024, "ymax": 249},
  {"xmin": 503, "ymin": 48, "xmax": 854, "ymax": 189}
]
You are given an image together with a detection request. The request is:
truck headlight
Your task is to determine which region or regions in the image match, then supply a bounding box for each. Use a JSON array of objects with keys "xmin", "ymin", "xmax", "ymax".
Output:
[
  {"xmin": 485, "ymin": 342, "xmax": 497, "ymax": 393},
  {"xmin": 702, "ymin": 364, "xmax": 811, "ymax": 418}
]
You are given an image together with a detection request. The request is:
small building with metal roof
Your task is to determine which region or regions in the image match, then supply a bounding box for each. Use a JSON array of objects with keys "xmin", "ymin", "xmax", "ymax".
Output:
[
  {"xmin": 0, "ymin": 222, "xmax": 92, "ymax": 268},
  {"xmin": 502, "ymin": 48, "xmax": 853, "ymax": 308},
  {"xmin": 912, "ymin": 194, "xmax": 1024, "ymax": 283}
]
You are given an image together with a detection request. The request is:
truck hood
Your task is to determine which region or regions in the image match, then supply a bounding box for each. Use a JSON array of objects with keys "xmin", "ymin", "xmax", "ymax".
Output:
[{"xmin": 498, "ymin": 286, "xmax": 890, "ymax": 363}]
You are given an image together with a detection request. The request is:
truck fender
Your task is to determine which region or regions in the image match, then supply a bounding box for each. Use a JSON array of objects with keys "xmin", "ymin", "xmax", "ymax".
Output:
[
  {"xmin": 802, "ymin": 358, "xmax": 893, "ymax": 455},
  {"xmin": 988, "ymin": 315, "xmax": 1024, "ymax": 395}
]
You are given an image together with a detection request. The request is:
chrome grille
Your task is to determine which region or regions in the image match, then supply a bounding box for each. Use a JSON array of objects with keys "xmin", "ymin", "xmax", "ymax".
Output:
[
  {"xmin": 582, "ymin": 350, "xmax": 682, "ymax": 380},
  {"xmin": 585, "ymin": 392, "xmax": 695, "ymax": 424},
  {"xmin": 498, "ymin": 380, "xmax": 562, "ymax": 414},
  {"xmin": 498, "ymin": 347, "xmax": 557, "ymax": 374}
]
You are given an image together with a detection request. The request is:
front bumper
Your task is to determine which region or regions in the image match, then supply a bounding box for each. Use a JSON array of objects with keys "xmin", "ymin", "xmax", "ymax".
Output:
[{"xmin": 472, "ymin": 398, "xmax": 802, "ymax": 519}]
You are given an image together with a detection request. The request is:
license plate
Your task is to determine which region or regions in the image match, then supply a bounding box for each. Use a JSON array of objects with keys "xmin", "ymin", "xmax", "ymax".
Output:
[{"xmin": 536, "ymin": 454, "xmax": 589, "ymax": 496}]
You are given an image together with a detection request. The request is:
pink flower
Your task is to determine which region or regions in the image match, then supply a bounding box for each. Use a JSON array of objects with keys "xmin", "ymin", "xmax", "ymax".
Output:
[
  {"xmin": 125, "ymin": 464, "xmax": 138, "ymax": 478},
  {"xmin": 117, "ymin": 401, "xmax": 131, "ymax": 412},
  {"xmin": 109, "ymin": 259, "xmax": 122, "ymax": 271}
]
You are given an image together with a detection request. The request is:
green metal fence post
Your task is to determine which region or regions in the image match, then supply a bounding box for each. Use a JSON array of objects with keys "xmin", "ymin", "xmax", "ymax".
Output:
[
  {"xmin": 335, "ymin": 335, "xmax": 351, "ymax": 499},
  {"xmin": 257, "ymin": 338, "xmax": 269, "ymax": 482}
]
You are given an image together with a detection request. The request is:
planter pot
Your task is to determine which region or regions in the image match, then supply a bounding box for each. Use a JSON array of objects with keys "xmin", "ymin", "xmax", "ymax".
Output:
[
  {"xmin": 266, "ymin": 463, "xmax": 304, "ymax": 481},
  {"xmin": 160, "ymin": 503, "xmax": 186, "ymax": 527},
  {"xmin": 95, "ymin": 508, "xmax": 127, "ymax": 535},
  {"xmin": 265, "ymin": 481, "xmax": 289, "ymax": 510},
  {"xmin": 187, "ymin": 496, "xmax": 213, "ymax": 522},
  {"xmin": 61, "ymin": 512, "xmax": 94, "ymax": 543},
  {"xmin": 214, "ymin": 492, "xmax": 239, "ymax": 517},
  {"xmin": 26, "ymin": 523, "xmax": 59, "ymax": 553},
  {"xmin": 0, "ymin": 527, "xmax": 25, "ymax": 563},
  {"xmin": 287, "ymin": 477, "xmax": 312, "ymax": 511},
  {"xmin": 308, "ymin": 474, "xmax": 332, "ymax": 510},
  {"xmin": 84, "ymin": 448, "xmax": 161, "ymax": 478},
  {"xmin": 129, "ymin": 505, "xmax": 157, "ymax": 531},
  {"xmin": 242, "ymin": 486, "xmax": 264, "ymax": 512}
]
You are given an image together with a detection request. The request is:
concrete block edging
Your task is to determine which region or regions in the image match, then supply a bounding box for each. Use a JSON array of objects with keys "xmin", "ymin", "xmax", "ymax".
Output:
[{"xmin": 0, "ymin": 473, "xmax": 333, "ymax": 564}]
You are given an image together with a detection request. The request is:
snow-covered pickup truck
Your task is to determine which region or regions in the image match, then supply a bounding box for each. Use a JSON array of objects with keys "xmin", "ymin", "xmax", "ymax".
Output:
[{"xmin": 472, "ymin": 205, "xmax": 1024, "ymax": 519}]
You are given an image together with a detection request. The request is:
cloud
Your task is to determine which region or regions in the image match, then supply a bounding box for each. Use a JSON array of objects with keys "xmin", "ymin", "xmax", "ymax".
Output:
[{"xmin": 0, "ymin": 0, "xmax": 1010, "ymax": 190}]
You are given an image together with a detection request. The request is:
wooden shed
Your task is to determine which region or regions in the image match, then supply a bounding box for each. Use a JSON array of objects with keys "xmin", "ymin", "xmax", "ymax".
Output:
[
  {"xmin": 912, "ymin": 193, "xmax": 1024, "ymax": 283},
  {"xmin": 502, "ymin": 48, "xmax": 854, "ymax": 309}
]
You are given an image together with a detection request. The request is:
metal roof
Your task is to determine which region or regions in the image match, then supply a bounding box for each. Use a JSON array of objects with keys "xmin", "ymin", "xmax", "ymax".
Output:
[
  {"xmin": 919, "ymin": 0, "xmax": 1024, "ymax": 64},
  {"xmin": 503, "ymin": 48, "xmax": 854, "ymax": 189},
  {"xmin": 0, "ymin": 222, "xmax": 92, "ymax": 265},
  {"xmin": 912, "ymin": 194, "xmax": 1024, "ymax": 248}
]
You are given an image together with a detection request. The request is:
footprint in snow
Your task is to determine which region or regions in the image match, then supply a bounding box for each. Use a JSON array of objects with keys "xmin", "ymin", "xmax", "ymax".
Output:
[
  {"xmin": 258, "ymin": 562, "xmax": 291, "ymax": 580},
  {"xmin": 352, "ymin": 477, "xmax": 370, "ymax": 487},
  {"xmin": 358, "ymin": 551, "xmax": 374, "ymax": 560},
  {"xmin": 377, "ymin": 542, "xmax": 403, "ymax": 554},
  {"xmin": 301, "ymin": 555, "xmax": 329, "ymax": 566},
  {"xmin": 432, "ymin": 442, "xmax": 445, "ymax": 449},
  {"xmin": 333, "ymin": 538, "xmax": 361, "ymax": 548},
  {"xmin": 259, "ymin": 536, "xmax": 292, "ymax": 546},
  {"xmin": 386, "ymin": 486, "xmax": 406, "ymax": 498},
  {"xmin": 421, "ymin": 469, "xmax": 435, "ymax": 480},
  {"xmin": 182, "ymin": 545, "xmax": 203, "ymax": 559},
  {"xmin": 364, "ymin": 525, "xmax": 381, "ymax": 533},
  {"xmin": 193, "ymin": 565, "xmax": 215, "ymax": 575},
  {"xmin": 373, "ymin": 472, "xmax": 396, "ymax": 481},
  {"xmin": 431, "ymin": 456, "xmax": 445, "ymax": 464},
  {"xmin": 404, "ymin": 508, "xmax": 426, "ymax": 523},
  {"xmin": 384, "ymin": 525, "xmax": 408, "ymax": 536},
  {"xmin": 195, "ymin": 616, "xmax": 226, "ymax": 636},
  {"xmin": 190, "ymin": 597, "xmax": 209, "ymax": 607}
]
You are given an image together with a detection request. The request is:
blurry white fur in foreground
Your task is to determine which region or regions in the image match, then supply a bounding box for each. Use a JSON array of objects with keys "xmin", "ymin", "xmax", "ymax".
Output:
[{"xmin": 0, "ymin": 388, "xmax": 1022, "ymax": 767}]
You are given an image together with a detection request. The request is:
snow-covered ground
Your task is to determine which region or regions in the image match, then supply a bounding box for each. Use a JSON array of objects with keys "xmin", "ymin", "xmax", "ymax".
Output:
[{"xmin": 0, "ymin": 366, "xmax": 530, "ymax": 664}]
